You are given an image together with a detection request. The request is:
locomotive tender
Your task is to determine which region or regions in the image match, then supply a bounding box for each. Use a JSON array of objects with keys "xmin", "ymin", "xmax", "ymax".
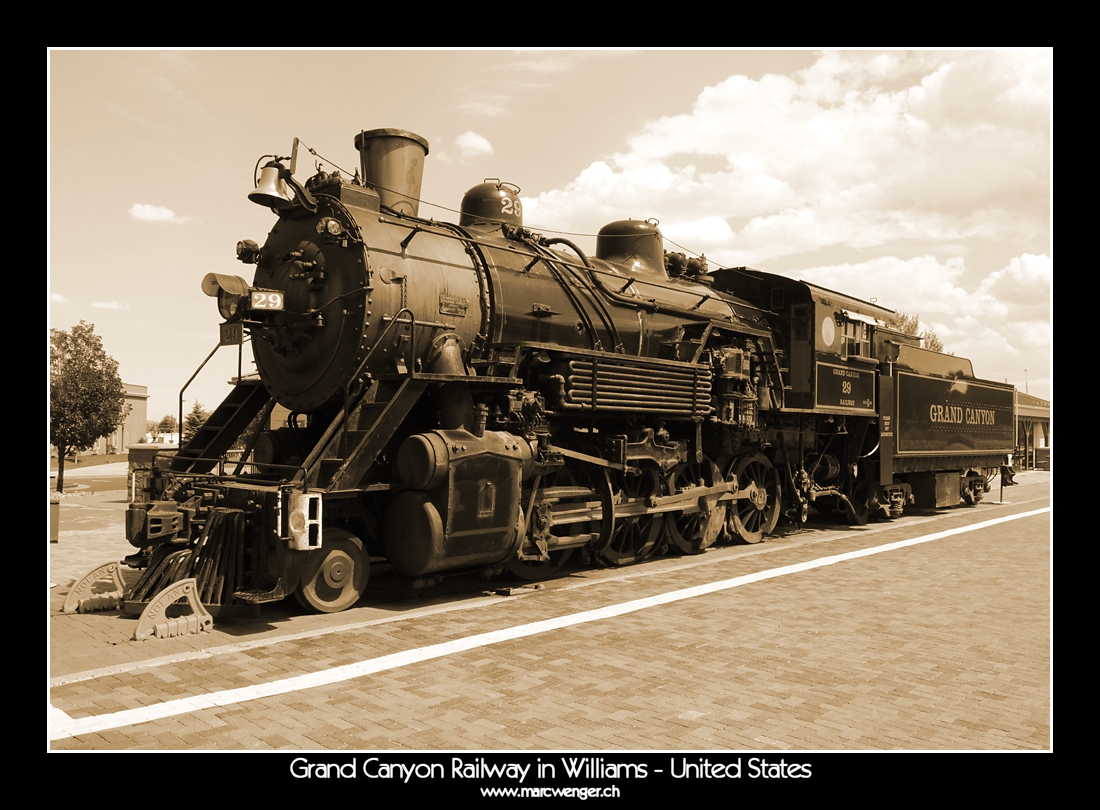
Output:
[{"xmin": 68, "ymin": 128, "xmax": 1015, "ymax": 628}]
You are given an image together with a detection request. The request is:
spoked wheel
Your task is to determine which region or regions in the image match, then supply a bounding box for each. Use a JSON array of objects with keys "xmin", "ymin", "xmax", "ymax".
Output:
[
  {"xmin": 598, "ymin": 467, "xmax": 665, "ymax": 567},
  {"xmin": 666, "ymin": 458, "xmax": 724, "ymax": 555},
  {"xmin": 728, "ymin": 453, "xmax": 781, "ymax": 544},
  {"xmin": 294, "ymin": 529, "xmax": 369, "ymax": 613},
  {"xmin": 505, "ymin": 470, "xmax": 583, "ymax": 581}
]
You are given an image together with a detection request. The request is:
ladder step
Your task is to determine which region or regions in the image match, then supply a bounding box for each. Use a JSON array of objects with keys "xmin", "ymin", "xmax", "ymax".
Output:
[
  {"xmin": 350, "ymin": 403, "xmax": 387, "ymax": 431},
  {"xmin": 170, "ymin": 383, "xmax": 271, "ymax": 474}
]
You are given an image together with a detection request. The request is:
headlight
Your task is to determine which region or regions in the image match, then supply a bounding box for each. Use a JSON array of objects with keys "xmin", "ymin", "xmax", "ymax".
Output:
[
  {"xmin": 218, "ymin": 289, "xmax": 242, "ymax": 320},
  {"xmin": 201, "ymin": 273, "xmax": 250, "ymax": 322}
]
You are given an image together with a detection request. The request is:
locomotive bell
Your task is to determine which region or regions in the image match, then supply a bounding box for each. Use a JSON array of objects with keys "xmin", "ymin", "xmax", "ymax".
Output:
[
  {"xmin": 460, "ymin": 180, "xmax": 523, "ymax": 228},
  {"xmin": 249, "ymin": 161, "xmax": 294, "ymax": 209}
]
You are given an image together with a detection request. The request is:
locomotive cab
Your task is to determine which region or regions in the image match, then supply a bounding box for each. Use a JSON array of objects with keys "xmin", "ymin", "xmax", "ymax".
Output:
[{"xmin": 710, "ymin": 269, "xmax": 891, "ymax": 413}]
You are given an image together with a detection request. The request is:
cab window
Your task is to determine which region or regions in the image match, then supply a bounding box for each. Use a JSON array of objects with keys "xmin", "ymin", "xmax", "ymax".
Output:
[{"xmin": 841, "ymin": 321, "xmax": 870, "ymax": 359}]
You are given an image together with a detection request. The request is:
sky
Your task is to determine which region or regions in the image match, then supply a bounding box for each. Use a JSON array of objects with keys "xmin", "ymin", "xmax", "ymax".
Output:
[{"xmin": 48, "ymin": 49, "xmax": 1052, "ymax": 424}]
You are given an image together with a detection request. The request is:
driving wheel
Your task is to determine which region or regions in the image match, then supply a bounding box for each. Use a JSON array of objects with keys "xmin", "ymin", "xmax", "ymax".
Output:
[
  {"xmin": 728, "ymin": 453, "xmax": 781, "ymax": 544},
  {"xmin": 666, "ymin": 458, "xmax": 724, "ymax": 554},
  {"xmin": 598, "ymin": 467, "xmax": 665, "ymax": 566}
]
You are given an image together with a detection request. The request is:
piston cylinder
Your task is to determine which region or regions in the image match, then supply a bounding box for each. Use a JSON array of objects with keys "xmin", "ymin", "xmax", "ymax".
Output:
[{"xmin": 384, "ymin": 430, "xmax": 532, "ymax": 576}]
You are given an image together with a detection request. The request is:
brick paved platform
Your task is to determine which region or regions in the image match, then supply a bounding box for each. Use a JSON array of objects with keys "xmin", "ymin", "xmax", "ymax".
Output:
[{"xmin": 49, "ymin": 472, "xmax": 1051, "ymax": 750}]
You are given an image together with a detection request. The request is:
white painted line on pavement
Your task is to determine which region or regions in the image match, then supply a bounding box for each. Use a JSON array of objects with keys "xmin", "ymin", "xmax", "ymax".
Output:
[{"xmin": 49, "ymin": 507, "xmax": 1050, "ymax": 742}]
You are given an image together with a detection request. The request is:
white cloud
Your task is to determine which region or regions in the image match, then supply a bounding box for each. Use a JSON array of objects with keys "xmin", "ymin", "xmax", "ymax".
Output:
[
  {"xmin": 92, "ymin": 301, "xmax": 130, "ymax": 310},
  {"xmin": 51, "ymin": 293, "xmax": 69, "ymax": 304},
  {"xmin": 797, "ymin": 256, "xmax": 971, "ymax": 318},
  {"xmin": 1014, "ymin": 320, "xmax": 1053, "ymax": 350},
  {"xmin": 977, "ymin": 253, "xmax": 1051, "ymax": 315},
  {"xmin": 455, "ymin": 131, "xmax": 494, "ymax": 160},
  {"xmin": 129, "ymin": 203, "xmax": 191, "ymax": 224},
  {"xmin": 523, "ymin": 50, "xmax": 1050, "ymax": 268},
  {"xmin": 506, "ymin": 50, "xmax": 635, "ymax": 76},
  {"xmin": 459, "ymin": 98, "xmax": 507, "ymax": 117}
]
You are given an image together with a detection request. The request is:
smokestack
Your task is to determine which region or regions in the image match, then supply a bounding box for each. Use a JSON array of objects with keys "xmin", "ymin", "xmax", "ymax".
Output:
[{"xmin": 353, "ymin": 128, "xmax": 430, "ymax": 217}]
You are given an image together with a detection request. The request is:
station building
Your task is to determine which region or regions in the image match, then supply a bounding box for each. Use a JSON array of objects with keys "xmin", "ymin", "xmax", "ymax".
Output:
[
  {"xmin": 89, "ymin": 383, "xmax": 149, "ymax": 455},
  {"xmin": 1015, "ymin": 391, "xmax": 1051, "ymax": 470}
]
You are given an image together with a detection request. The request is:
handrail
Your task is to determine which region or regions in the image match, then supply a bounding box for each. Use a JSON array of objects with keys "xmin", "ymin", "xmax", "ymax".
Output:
[
  {"xmin": 292, "ymin": 307, "xmax": 423, "ymax": 488},
  {"xmin": 338, "ymin": 307, "xmax": 420, "ymax": 459},
  {"xmin": 177, "ymin": 335, "xmax": 247, "ymax": 450},
  {"xmin": 344, "ymin": 306, "xmax": 418, "ymax": 398}
]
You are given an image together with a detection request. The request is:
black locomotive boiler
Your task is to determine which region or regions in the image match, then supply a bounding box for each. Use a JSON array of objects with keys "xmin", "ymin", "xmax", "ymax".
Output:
[{"xmin": 65, "ymin": 128, "xmax": 1016, "ymax": 633}]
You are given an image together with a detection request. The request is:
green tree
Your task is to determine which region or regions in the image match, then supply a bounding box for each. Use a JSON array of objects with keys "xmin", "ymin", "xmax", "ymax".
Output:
[
  {"xmin": 50, "ymin": 321, "xmax": 126, "ymax": 492},
  {"xmin": 182, "ymin": 401, "xmax": 211, "ymax": 445},
  {"xmin": 920, "ymin": 329, "xmax": 945, "ymax": 354},
  {"xmin": 887, "ymin": 311, "xmax": 920, "ymax": 337},
  {"xmin": 156, "ymin": 414, "xmax": 179, "ymax": 434},
  {"xmin": 888, "ymin": 311, "xmax": 948, "ymax": 354}
]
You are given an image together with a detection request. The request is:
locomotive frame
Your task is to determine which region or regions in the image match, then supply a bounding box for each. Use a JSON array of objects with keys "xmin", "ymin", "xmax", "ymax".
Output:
[{"xmin": 63, "ymin": 128, "xmax": 1015, "ymax": 635}]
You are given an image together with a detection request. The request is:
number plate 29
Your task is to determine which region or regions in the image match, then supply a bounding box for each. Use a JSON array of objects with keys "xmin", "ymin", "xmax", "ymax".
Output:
[{"xmin": 251, "ymin": 290, "xmax": 284, "ymax": 311}]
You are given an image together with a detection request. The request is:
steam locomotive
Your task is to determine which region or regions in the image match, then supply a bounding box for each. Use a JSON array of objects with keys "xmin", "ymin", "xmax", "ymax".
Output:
[{"xmin": 66, "ymin": 128, "xmax": 1016, "ymax": 631}]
